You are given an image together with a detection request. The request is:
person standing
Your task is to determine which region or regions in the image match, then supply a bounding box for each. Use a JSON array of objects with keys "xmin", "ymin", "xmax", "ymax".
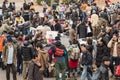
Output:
[
  {"xmin": 69, "ymin": 24, "xmax": 77, "ymax": 45},
  {"xmin": 2, "ymin": 37, "xmax": 17, "ymax": 80},
  {"xmin": 28, "ymin": 53, "xmax": 42, "ymax": 80},
  {"xmin": 21, "ymin": 36, "xmax": 34, "ymax": 80},
  {"xmin": 80, "ymin": 44, "xmax": 93, "ymax": 80},
  {"xmin": 2, "ymin": 1, "xmax": 7, "ymax": 15},
  {"xmin": 0, "ymin": 33, "xmax": 6, "ymax": 68},
  {"xmin": 36, "ymin": 42, "xmax": 49, "ymax": 78},
  {"xmin": 107, "ymin": 34, "xmax": 120, "ymax": 75},
  {"xmin": 77, "ymin": 21, "xmax": 87, "ymax": 39},
  {"xmin": 92, "ymin": 56, "xmax": 110, "ymax": 80},
  {"xmin": 49, "ymin": 41, "xmax": 67, "ymax": 80}
]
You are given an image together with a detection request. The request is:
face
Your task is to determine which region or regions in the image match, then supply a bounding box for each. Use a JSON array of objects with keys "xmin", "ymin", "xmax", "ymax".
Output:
[
  {"xmin": 36, "ymin": 47, "xmax": 40, "ymax": 51},
  {"xmin": 113, "ymin": 35, "xmax": 118, "ymax": 41},
  {"xmin": 36, "ymin": 56, "xmax": 40, "ymax": 61},
  {"xmin": 98, "ymin": 41, "xmax": 103, "ymax": 45},
  {"xmin": 7, "ymin": 42, "xmax": 12, "ymax": 46},
  {"xmin": 81, "ymin": 46, "xmax": 87, "ymax": 53},
  {"xmin": 104, "ymin": 61, "xmax": 110, "ymax": 66}
]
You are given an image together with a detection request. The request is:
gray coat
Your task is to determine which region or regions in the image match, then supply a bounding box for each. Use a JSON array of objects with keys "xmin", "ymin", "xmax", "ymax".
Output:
[{"xmin": 28, "ymin": 60, "xmax": 43, "ymax": 80}]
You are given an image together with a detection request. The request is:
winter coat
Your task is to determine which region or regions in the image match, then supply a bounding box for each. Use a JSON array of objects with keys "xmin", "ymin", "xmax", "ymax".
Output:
[
  {"xmin": 81, "ymin": 51, "xmax": 92, "ymax": 66},
  {"xmin": 100, "ymin": 11, "xmax": 109, "ymax": 22},
  {"xmin": 28, "ymin": 60, "xmax": 43, "ymax": 80},
  {"xmin": 52, "ymin": 41, "xmax": 67, "ymax": 62},
  {"xmin": 98, "ymin": 64, "xmax": 109, "ymax": 80},
  {"xmin": 54, "ymin": 23, "xmax": 62, "ymax": 33},
  {"xmin": 38, "ymin": 49, "xmax": 49, "ymax": 71},
  {"xmin": 21, "ymin": 41, "xmax": 34, "ymax": 61},
  {"xmin": 2, "ymin": 43, "xmax": 17, "ymax": 66},
  {"xmin": 71, "ymin": 12, "xmax": 78, "ymax": 22},
  {"xmin": 77, "ymin": 23, "xmax": 87, "ymax": 38},
  {"xmin": 69, "ymin": 28, "xmax": 76, "ymax": 41},
  {"xmin": 96, "ymin": 44, "xmax": 110, "ymax": 67},
  {"xmin": 107, "ymin": 40, "xmax": 120, "ymax": 56},
  {"xmin": 102, "ymin": 33, "xmax": 111, "ymax": 45}
]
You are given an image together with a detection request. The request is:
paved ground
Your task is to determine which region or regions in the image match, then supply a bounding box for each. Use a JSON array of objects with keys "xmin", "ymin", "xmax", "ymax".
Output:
[{"xmin": 0, "ymin": 68, "xmax": 55, "ymax": 80}]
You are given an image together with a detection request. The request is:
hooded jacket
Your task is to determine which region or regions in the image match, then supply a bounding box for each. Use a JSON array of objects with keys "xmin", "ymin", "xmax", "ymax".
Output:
[
  {"xmin": 21, "ymin": 41, "xmax": 34, "ymax": 61},
  {"xmin": 52, "ymin": 41, "xmax": 67, "ymax": 63},
  {"xmin": 28, "ymin": 60, "xmax": 43, "ymax": 80}
]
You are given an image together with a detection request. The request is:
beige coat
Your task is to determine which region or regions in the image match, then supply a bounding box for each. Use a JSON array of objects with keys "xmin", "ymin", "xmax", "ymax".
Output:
[
  {"xmin": 107, "ymin": 40, "xmax": 120, "ymax": 56},
  {"xmin": 2, "ymin": 44, "xmax": 17, "ymax": 65},
  {"xmin": 38, "ymin": 49, "xmax": 49, "ymax": 71}
]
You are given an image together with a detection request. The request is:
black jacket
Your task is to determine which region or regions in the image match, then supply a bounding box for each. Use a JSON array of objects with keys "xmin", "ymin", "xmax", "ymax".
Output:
[
  {"xmin": 54, "ymin": 23, "xmax": 62, "ymax": 33},
  {"xmin": 77, "ymin": 23, "xmax": 87, "ymax": 38},
  {"xmin": 96, "ymin": 44, "xmax": 110, "ymax": 67},
  {"xmin": 21, "ymin": 41, "xmax": 34, "ymax": 61},
  {"xmin": 81, "ymin": 51, "xmax": 92, "ymax": 65},
  {"xmin": 99, "ymin": 64, "xmax": 109, "ymax": 80}
]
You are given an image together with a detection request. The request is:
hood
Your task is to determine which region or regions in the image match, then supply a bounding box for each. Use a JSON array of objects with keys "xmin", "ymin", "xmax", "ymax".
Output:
[
  {"xmin": 32, "ymin": 60, "xmax": 41, "ymax": 68},
  {"xmin": 23, "ymin": 41, "xmax": 29, "ymax": 46},
  {"xmin": 38, "ymin": 49, "xmax": 47, "ymax": 54},
  {"xmin": 55, "ymin": 41, "xmax": 61, "ymax": 47}
]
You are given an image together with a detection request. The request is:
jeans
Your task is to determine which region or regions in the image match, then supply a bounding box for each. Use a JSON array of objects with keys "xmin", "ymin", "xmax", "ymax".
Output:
[
  {"xmin": 80, "ymin": 65, "xmax": 92, "ymax": 80},
  {"xmin": 6, "ymin": 64, "xmax": 17, "ymax": 80},
  {"xmin": 59, "ymin": 12, "xmax": 63, "ymax": 20},
  {"xmin": 18, "ymin": 26, "xmax": 25, "ymax": 34},
  {"xmin": 17, "ymin": 57, "xmax": 23, "ymax": 74},
  {"xmin": 24, "ymin": 27, "xmax": 30, "ymax": 35},
  {"xmin": 22, "ymin": 61, "xmax": 30, "ymax": 80},
  {"xmin": 92, "ymin": 69, "xmax": 100, "ymax": 80}
]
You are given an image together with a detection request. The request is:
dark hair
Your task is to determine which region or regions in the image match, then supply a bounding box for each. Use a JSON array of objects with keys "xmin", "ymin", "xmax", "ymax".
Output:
[
  {"xmin": 36, "ymin": 42, "xmax": 44, "ymax": 49},
  {"xmin": 7, "ymin": 37, "xmax": 13, "ymax": 42},
  {"xmin": 102, "ymin": 56, "xmax": 110, "ymax": 62},
  {"xmin": 25, "ymin": 35, "xmax": 30, "ymax": 41},
  {"xmin": 33, "ymin": 53, "xmax": 38, "ymax": 59},
  {"xmin": 72, "ymin": 24, "xmax": 76, "ymax": 29},
  {"xmin": 80, "ymin": 44, "xmax": 87, "ymax": 48},
  {"xmin": 87, "ymin": 38, "xmax": 93, "ymax": 45}
]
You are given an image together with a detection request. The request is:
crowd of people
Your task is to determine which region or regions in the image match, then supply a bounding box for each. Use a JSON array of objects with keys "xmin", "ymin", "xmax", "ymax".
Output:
[{"xmin": 0, "ymin": 0, "xmax": 120, "ymax": 80}]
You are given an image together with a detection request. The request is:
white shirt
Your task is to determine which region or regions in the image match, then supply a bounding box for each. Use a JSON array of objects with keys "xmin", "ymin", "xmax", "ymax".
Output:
[
  {"xmin": 7, "ymin": 45, "xmax": 14, "ymax": 64},
  {"xmin": 87, "ymin": 27, "xmax": 91, "ymax": 33}
]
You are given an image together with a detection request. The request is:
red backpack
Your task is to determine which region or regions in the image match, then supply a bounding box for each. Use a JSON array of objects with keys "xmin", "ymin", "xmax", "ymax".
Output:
[
  {"xmin": 55, "ymin": 47, "xmax": 64, "ymax": 57},
  {"xmin": 115, "ymin": 65, "xmax": 120, "ymax": 76}
]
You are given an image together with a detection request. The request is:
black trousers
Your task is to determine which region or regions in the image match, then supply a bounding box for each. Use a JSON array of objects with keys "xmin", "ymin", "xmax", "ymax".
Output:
[{"xmin": 6, "ymin": 64, "xmax": 17, "ymax": 80}]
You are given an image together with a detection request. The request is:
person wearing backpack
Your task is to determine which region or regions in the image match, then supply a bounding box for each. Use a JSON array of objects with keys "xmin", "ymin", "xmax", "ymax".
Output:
[
  {"xmin": 50, "ymin": 41, "xmax": 67, "ymax": 80},
  {"xmin": 68, "ymin": 39, "xmax": 80, "ymax": 79},
  {"xmin": 28, "ymin": 53, "xmax": 42, "ymax": 80},
  {"xmin": 92, "ymin": 56, "xmax": 110, "ymax": 80}
]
